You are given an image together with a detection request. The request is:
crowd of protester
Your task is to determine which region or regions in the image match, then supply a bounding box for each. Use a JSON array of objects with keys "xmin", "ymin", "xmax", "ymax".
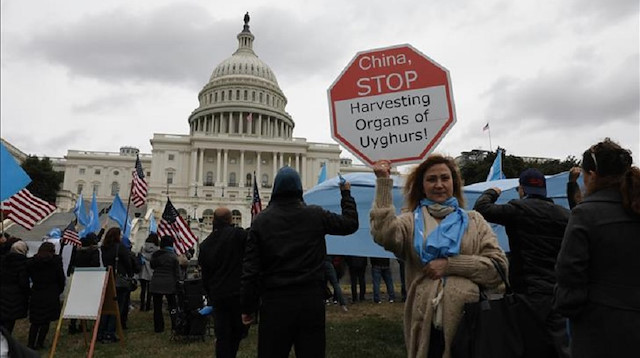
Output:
[{"xmin": 0, "ymin": 137, "xmax": 638, "ymax": 358}]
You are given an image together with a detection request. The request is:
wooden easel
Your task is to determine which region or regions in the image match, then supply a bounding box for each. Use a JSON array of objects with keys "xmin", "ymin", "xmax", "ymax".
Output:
[{"xmin": 49, "ymin": 267, "xmax": 125, "ymax": 358}]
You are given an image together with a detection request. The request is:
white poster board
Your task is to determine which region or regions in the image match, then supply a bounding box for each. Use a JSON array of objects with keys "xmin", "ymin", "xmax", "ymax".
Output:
[{"xmin": 62, "ymin": 268, "xmax": 108, "ymax": 319}]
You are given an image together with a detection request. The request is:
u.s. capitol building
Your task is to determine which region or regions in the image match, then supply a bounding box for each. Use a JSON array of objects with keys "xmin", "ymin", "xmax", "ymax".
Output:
[{"xmin": 58, "ymin": 16, "xmax": 366, "ymax": 233}]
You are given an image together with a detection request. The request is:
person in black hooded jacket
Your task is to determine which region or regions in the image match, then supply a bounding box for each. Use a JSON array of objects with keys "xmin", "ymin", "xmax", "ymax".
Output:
[
  {"xmin": 473, "ymin": 168, "xmax": 570, "ymax": 358},
  {"xmin": 26, "ymin": 242, "xmax": 66, "ymax": 350},
  {"xmin": 241, "ymin": 166, "xmax": 358, "ymax": 358}
]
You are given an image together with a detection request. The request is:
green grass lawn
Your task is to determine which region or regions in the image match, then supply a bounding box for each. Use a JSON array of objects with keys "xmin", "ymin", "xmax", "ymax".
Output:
[{"xmin": 11, "ymin": 288, "xmax": 407, "ymax": 357}]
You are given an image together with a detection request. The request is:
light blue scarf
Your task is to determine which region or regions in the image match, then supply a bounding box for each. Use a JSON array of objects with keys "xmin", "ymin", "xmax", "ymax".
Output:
[{"xmin": 413, "ymin": 197, "xmax": 469, "ymax": 265}]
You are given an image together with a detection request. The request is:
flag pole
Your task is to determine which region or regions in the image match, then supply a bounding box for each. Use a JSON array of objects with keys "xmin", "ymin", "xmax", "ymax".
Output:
[
  {"xmin": 123, "ymin": 177, "xmax": 134, "ymax": 247},
  {"xmin": 487, "ymin": 122, "xmax": 493, "ymax": 152}
]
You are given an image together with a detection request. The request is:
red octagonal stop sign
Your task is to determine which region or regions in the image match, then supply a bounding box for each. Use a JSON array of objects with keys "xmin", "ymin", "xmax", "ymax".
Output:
[{"xmin": 328, "ymin": 44, "xmax": 456, "ymax": 166}]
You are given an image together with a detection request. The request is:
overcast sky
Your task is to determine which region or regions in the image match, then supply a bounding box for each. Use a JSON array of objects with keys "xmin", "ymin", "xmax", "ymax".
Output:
[{"xmin": 1, "ymin": 0, "xmax": 638, "ymax": 167}]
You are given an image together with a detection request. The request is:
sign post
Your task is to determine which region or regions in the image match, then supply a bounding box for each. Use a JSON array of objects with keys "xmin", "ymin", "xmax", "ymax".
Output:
[
  {"xmin": 328, "ymin": 44, "xmax": 456, "ymax": 166},
  {"xmin": 49, "ymin": 267, "xmax": 124, "ymax": 358}
]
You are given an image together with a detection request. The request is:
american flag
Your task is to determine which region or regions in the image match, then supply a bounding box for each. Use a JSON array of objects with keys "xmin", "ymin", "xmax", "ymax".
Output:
[
  {"xmin": 0, "ymin": 189, "xmax": 56, "ymax": 230},
  {"xmin": 62, "ymin": 222, "xmax": 82, "ymax": 247},
  {"xmin": 246, "ymin": 112, "xmax": 253, "ymax": 122},
  {"xmin": 157, "ymin": 198, "xmax": 198, "ymax": 255},
  {"xmin": 482, "ymin": 123, "xmax": 490, "ymax": 131},
  {"xmin": 131, "ymin": 155, "xmax": 148, "ymax": 207},
  {"xmin": 251, "ymin": 172, "xmax": 262, "ymax": 222}
]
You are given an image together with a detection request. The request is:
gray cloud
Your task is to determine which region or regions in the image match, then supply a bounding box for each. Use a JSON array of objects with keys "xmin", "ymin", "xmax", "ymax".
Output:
[
  {"xmin": 484, "ymin": 53, "xmax": 639, "ymax": 130},
  {"xmin": 16, "ymin": 4, "xmax": 236, "ymax": 89},
  {"xmin": 13, "ymin": 4, "xmax": 357, "ymax": 92},
  {"xmin": 72, "ymin": 93, "xmax": 137, "ymax": 114},
  {"xmin": 251, "ymin": 8, "xmax": 359, "ymax": 83},
  {"xmin": 565, "ymin": 0, "xmax": 639, "ymax": 24},
  {"xmin": 4, "ymin": 129, "xmax": 87, "ymax": 158}
]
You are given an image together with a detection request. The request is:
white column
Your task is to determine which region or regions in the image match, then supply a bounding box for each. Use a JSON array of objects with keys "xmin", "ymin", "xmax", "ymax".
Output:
[
  {"xmin": 228, "ymin": 112, "xmax": 232, "ymax": 134},
  {"xmin": 258, "ymin": 114, "xmax": 263, "ymax": 137},
  {"xmin": 190, "ymin": 149, "xmax": 197, "ymax": 189},
  {"xmin": 256, "ymin": 152, "xmax": 261, "ymax": 186},
  {"xmin": 240, "ymin": 150, "xmax": 245, "ymax": 187},
  {"xmin": 301, "ymin": 155, "xmax": 307, "ymax": 189},
  {"xmin": 279, "ymin": 120, "xmax": 284, "ymax": 138},
  {"xmin": 198, "ymin": 149, "xmax": 204, "ymax": 186},
  {"xmin": 239, "ymin": 112, "xmax": 244, "ymax": 135},
  {"xmin": 272, "ymin": 152, "xmax": 277, "ymax": 179},
  {"xmin": 216, "ymin": 149, "xmax": 222, "ymax": 183},
  {"xmin": 296, "ymin": 154, "xmax": 300, "ymax": 172},
  {"xmin": 279, "ymin": 152, "xmax": 284, "ymax": 168},
  {"xmin": 223, "ymin": 149, "xmax": 229, "ymax": 186}
]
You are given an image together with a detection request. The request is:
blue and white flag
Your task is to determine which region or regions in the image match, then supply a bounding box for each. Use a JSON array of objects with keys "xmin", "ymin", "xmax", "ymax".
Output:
[
  {"xmin": 486, "ymin": 149, "xmax": 506, "ymax": 182},
  {"xmin": 108, "ymin": 193, "xmax": 132, "ymax": 247},
  {"xmin": 79, "ymin": 192, "xmax": 101, "ymax": 238},
  {"xmin": 317, "ymin": 163, "xmax": 327, "ymax": 184},
  {"xmin": 0, "ymin": 142, "xmax": 31, "ymax": 201},
  {"xmin": 73, "ymin": 194, "xmax": 90, "ymax": 227}
]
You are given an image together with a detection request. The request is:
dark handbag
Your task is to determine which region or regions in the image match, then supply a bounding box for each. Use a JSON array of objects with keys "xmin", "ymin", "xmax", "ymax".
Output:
[
  {"xmin": 114, "ymin": 244, "xmax": 138, "ymax": 292},
  {"xmin": 451, "ymin": 259, "xmax": 525, "ymax": 358},
  {"xmin": 116, "ymin": 274, "xmax": 138, "ymax": 292}
]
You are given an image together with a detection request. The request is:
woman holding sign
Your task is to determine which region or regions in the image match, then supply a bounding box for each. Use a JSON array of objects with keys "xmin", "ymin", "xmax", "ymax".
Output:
[{"xmin": 369, "ymin": 155, "xmax": 507, "ymax": 358}]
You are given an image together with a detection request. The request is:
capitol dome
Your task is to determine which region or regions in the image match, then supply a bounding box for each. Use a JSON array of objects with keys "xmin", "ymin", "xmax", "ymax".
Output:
[
  {"xmin": 189, "ymin": 14, "xmax": 294, "ymax": 140},
  {"xmin": 209, "ymin": 40, "xmax": 279, "ymax": 85}
]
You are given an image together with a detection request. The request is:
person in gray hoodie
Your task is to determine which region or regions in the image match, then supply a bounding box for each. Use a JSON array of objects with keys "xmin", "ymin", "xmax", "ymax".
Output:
[{"xmin": 138, "ymin": 233, "xmax": 159, "ymax": 312}]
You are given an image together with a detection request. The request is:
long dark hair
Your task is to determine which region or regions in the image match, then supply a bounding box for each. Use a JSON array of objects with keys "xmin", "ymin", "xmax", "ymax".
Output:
[
  {"xmin": 102, "ymin": 227, "xmax": 122, "ymax": 248},
  {"xmin": 35, "ymin": 242, "xmax": 56, "ymax": 259},
  {"xmin": 582, "ymin": 138, "xmax": 640, "ymax": 215},
  {"xmin": 403, "ymin": 154, "xmax": 465, "ymax": 211}
]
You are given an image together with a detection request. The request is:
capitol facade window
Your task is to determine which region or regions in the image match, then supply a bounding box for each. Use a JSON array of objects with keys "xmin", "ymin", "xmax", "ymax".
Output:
[{"xmin": 111, "ymin": 182, "xmax": 120, "ymax": 196}]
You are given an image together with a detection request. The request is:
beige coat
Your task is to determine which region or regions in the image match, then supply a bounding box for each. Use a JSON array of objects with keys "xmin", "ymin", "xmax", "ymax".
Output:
[{"xmin": 370, "ymin": 178, "xmax": 507, "ymax": 358}]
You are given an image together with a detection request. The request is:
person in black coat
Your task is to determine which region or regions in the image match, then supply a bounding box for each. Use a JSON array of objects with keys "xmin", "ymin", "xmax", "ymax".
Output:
[
  {"xmin": 474, "ymin": 168, "xmax": 571, "ymax": 358},
  {"xmin": 199, "ymin": 207, "xmax": 248, "ymax": 358},
  {"xmin": 97, "ymin": 227, "xmax": 132, "ymax": 343},
  {"xmin": 26, "ymin": 242, "xmax": 65, "ymax": 350},
  {"xmin": 67, "ymin": 233, "xmax": 101, "ymax": 334},
  {"xmin": 345, "ymin": 255, "xmax": 367, "ymax": 303},
  {"xmin": 0, "ymin": 240, "xmax": 30, "ymax": 334},
  {"xmin": 150, "ymin": 235, "xmax": 181, "ymax": 333},
  {"xmin": 555, "ymin": 138, "xmax": 640, "ymax": 358},
  {"xmin": 241, "ymin": 166, "xmax": 358, "ymax": 357}
]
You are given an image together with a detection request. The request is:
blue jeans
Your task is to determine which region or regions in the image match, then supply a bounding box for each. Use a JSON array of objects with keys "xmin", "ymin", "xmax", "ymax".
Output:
[
  {"xmin": 325, "ymin": 261, "xmax": 346, "ymax": 305},
  {"xmin": 372, "ymin": 266, "xmax": 396, "ymax": 302}
]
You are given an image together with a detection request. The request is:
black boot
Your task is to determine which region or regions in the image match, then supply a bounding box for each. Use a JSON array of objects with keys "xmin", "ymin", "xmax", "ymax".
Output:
[
  {"xmin": 68, "ymin": 319, "xmax": 79, "ymax": 334},
  {"xmin": 27, "ymin": 324, "xmax": 38, "ymax": 349},
  {"xmin": 35, "ymin": 323, "xmax": 49, "ymax": 350}
]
